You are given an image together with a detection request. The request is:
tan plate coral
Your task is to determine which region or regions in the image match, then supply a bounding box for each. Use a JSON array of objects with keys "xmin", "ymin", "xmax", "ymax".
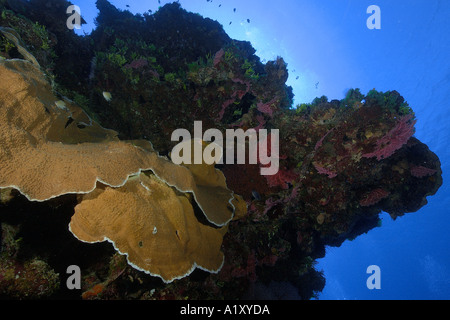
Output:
[
  {"xmin": 0, "ymin": 58, "xmax": 239, "ymax": 226},
  {"xmin": 0, "ymin": 58, "xmax": 153, "ymax": 201},
  {"xmin": 70, "ymin": 173, "xmax": 228, "ymax": 283},
  {"xmin": 0, "ymin": 53, "xmax": 246, "ymax": 282}
]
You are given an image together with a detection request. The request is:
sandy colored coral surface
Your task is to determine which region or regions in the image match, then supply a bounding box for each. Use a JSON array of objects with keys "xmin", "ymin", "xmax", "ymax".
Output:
[
  {"xmin": 0, "ymin": 58, "xmax": 238, "ymax": 227},
  {"xmin": 70, "ymin": 173, "xmax": 227, "ymax": 283},
  {"xmin": 0, "ymin": 59, "xmax": 159, "ymax": 201}
]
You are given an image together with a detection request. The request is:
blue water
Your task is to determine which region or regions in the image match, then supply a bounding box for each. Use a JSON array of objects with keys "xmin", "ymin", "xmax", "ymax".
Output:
[{"xmin": 75, "ymin": 0, "xmax": 450, "ymax": 299}]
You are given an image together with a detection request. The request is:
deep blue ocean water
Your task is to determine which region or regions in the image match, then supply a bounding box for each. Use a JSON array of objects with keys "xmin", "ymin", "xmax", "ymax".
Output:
[{"xmin": 74, "ymin": 0, "xmax": 450, "ymax": 299}]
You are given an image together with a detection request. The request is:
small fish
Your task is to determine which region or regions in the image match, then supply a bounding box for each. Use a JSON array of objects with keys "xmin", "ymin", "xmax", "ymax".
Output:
[
  {"xmin": 229, "ymin": 21, "xmax": 232, "ymax": 25},
  {"xmin": 315, "ymin": 81, "xmax": 319, "ymax": 89},
  {"xmin": 126, "ymin": 4, "xmax": 129, "ymax": 7},
  {"xmin": 219, "ymin": 4, "xmax": 221, "ymax": 7},
  {"xmin": 103, "ymin": 91, "xmax": 112, "ymax": 102},
  {"xmin": 233, "ymin": 8, "xmax": 236, "ymax": 12},
  {"xmin": 296, "ymin": 76, "xmax": 299, "ymax": 80},
  {"xmin": 55, "ymin": 100, "xmax": 67, "ymax": 110},
  {"xmin": 247, "ymin": 19, "xmax": 250, "ymax": 23},
  {"xmin": 252, "ymin": 190, "xmax": 261, "ymax": 201}
]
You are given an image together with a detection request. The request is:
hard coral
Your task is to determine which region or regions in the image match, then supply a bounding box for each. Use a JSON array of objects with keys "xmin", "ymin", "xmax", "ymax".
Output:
[
  {"xmin": 0, "ymin": 0, "xmax": 443, "ymax": 300},
  {"xmin": 0, "ymin": 58, "xmax": 238, "ymax": 227},
  {"xmin": 0, "ymin": 58, "xmax": 157, "ymax": 201},
  {"xmin": 70, "ymin": 173, "xmax": 228, "ymax": 283},
  {"xmin": 0, "ymin": 54, "xmax": 245, "ymax": 282}
]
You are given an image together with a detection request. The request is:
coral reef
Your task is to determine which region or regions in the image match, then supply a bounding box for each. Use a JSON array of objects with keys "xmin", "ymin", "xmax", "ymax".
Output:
[
  {"xmin": 0, "ymin": 55, "xmax": 243, "ymax": 284},
  {"xmin": 0, "ymin": 0, "xmax": 442, "ymax": 299},
  {"xmin": 0, "ymin": 222, "xmax": 60, "ymax": 299}
]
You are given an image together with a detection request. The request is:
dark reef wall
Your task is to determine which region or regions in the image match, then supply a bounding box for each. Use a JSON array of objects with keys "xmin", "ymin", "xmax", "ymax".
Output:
[{"xmin": 0, "ymin": 0, "xmax": 442, "ymax": 299}]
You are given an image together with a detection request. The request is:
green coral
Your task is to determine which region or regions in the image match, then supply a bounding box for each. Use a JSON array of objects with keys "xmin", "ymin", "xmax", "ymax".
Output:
[
  {"xmin": 224, "ymin": 48, "xmax": 235, "ymax": 63},
  {"xmin": 164, "ymin": 72, "xmax": 176, "ymax": 83},
  {"xmin": 241, "ymin": 58, "xmax": 259, "ymax": 80},
  {"xmin": 311, "ymin": 95, "xmax": 328, "ymax": 106},
  {"xmin": 365, "ymin": 89, "xmax": 414, "ymax": 116},
  {"xmin": 106, "ymin": 52, "xmax": 127, "ymax": 67},
  {"xmin": 296, "ymin": 103, "xmax": 310, "ymax": 114},
  {"xmin": 95, "ymin": 36, "xmax": 164, "ymax": 88},
  {"xmin": 0, "ymin": 34, "xmax": 15, "ymax": 56},
  {"xmin": 188, "ymin": 60, "xmax": 201, "ymax": 73},
  {"xmin": 342, "ymin": 88, "xmax": 364, "ymax": 108},
  {"xmin": 398, "ymin": 102, "xmax": 414, "ymax": 116},
  {"xmin": 31, "ymin": 21, "xmax": 50, "ymax": 50}
]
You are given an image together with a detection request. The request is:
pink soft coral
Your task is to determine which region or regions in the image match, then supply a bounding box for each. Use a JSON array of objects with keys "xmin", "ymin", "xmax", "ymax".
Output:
[
  {"xmin": 257, "ymin": 98, "xmax": 277, "ymax": 117},
  {"xmin": 410, "ymin": 165, "xmax": 437, "ymax": 178},
  {"xmin": 363, "ymin": 114, "xmax": 416, "ymax": 161},
  {"xmin": 265, "ymin": 167, "xmax": 297, "ymax": 189},
  {"xmin": 359, "ymin": 188, "xmax": 390, "ymax": 207},
  {"xmin": 313, "ymin": 162, "xmax": 337, "ymax": 178},
  {"xmin": 213, "ymin": 48, "xmax": 224, "ymax": 67}
]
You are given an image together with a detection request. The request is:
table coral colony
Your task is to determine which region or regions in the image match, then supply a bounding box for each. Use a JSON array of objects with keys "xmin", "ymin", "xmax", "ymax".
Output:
[{"xmin": 0, "ymin": 0, "xmax": 442, "ymax": 300}]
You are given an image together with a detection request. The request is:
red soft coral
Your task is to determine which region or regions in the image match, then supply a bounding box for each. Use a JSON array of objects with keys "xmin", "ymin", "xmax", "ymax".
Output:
[
  {"xmin": 213, "ymin": 48, "xmax": 224, "ymax": 67},
  {"xmin": 313, "ymin": 162, "xmax": 337, "ymax": 178},
  {"xmin": 265, "ymin": 167, "xmax": 297, "ymax": 189},
  {"xmin": 359, "ymin": 188, "xmax": 390, "ymax": 207},
  {"xmin": 256, "ymin": 98, "xmax": 277, "ymax": 117},
  {"xmin": 363, "ymin": 114, "xmax": 416, "ymax": 161},
  {"xmin": 410, "ymin": 165, "xmax": 437, "ymax": 178}
]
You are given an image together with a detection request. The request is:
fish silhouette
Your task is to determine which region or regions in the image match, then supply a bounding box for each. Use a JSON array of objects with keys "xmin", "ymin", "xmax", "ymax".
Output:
[{"xmin": 252, "ymin": 190, "xmax": 261, "ymax": 201}]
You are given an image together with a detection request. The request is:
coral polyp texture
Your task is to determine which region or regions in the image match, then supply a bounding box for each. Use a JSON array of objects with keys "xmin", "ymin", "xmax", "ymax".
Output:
[{"xmin": 0, "ymin": 0, "xmax": 442, "ymax": 299}]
